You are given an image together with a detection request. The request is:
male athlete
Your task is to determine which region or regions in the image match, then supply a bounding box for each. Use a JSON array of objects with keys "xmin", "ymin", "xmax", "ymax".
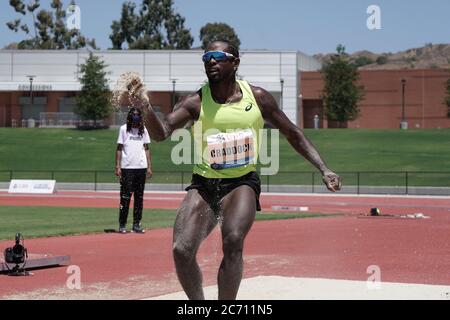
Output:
[{"xmin": 131, "ymin": 40, "xmax": 341, "ymax": 300}]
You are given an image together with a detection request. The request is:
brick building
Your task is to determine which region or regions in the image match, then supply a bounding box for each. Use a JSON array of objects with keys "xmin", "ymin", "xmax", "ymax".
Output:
[{"xmin": 301, "ymin": 69, "xmax": 450, "ymax": 129}]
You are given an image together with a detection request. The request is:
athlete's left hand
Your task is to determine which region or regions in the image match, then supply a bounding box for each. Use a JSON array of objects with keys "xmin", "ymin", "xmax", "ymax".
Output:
[{"xmin": 322, "ymin": 170, "xmax": 342, "ymax": 192}]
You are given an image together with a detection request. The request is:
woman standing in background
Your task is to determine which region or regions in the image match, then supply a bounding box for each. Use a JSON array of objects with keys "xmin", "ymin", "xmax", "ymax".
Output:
[{"xmin": 115, "ymin": 107, "xmax": 152, "ymax": 234}]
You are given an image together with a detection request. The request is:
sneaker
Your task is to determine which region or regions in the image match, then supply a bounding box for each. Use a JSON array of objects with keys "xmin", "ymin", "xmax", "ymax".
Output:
[
  {"xmin": 132, "ymin": 224, "xmax": 145, "ymax": 234},
  {"xmin": 119, "ymin": 225, "xmax": 127, "ymax": 234}
]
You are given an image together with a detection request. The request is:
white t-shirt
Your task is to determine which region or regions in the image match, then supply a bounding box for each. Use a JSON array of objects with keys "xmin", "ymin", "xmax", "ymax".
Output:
[{"xmin": 117, "ymin": 125, "xmax": 151, "ymax": 169}]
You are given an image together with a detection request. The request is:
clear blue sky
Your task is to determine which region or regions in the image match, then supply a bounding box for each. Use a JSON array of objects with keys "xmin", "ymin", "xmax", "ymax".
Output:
[{"xmin": 1, "ymin": 0, "xmax": 449, "ymax": 55}]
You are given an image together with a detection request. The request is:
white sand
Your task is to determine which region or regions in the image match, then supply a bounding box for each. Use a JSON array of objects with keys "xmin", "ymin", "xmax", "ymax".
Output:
[
  {"xmin": 111, "ymin": 72, "xmax": 146, "ymax": 111},
  {"xmin": 146, "ymin": 276, "xmax": 450, "ymax": 300}
]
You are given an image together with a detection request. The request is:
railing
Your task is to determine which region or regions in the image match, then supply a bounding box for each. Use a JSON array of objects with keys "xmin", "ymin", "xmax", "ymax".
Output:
[
  {"xmin": 1, "ymin": 170, "xmax": 449, "ymax": 196},
  {"xmin": 11, "ymin": 119, "xmax": 108, "ymax": 128}
]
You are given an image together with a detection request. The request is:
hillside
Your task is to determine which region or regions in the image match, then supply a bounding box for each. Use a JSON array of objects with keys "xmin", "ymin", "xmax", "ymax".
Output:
[{"xmin": 314, "ymin": 43, "xmax": 450, "ymax": 70}]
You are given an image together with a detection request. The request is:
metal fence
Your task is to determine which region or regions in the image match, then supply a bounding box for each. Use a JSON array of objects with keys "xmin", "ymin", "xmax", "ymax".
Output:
[{"xmin": 1, "ymin": 170, "xmax": 449, "ymax": 196}]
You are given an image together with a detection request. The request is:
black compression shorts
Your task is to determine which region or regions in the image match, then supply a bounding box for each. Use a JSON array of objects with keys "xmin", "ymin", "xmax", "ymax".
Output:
[{"xmin": 185, "ymin": 171, "xmax": 262, "ymax": 214}]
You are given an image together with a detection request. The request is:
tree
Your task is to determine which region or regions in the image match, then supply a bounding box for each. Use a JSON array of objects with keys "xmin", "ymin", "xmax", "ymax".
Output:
[
  {"xmin": 376, "ymin": 55, "xmax": 388, "ymax": 65},
  {"xmin": 199, "ymin": 23, "xmax": 241, "ymax": 50},
  {"xmin": 110, "ymin": 0, "xmax": 193, "ymax": 50},
  {"xmin": 352, "ymin": 56, "xmax": 373, "ymax": 68},
  {"xmin": 321, "ymin": 44, "xmax": 364, "ymax": 128},
  {"xmin": 75, "ymin": 52, "xmax": 111, "ymax": 128},
  {"xmin": 6, "ymin": 0, "xmax": 97, "ymax": 50}
]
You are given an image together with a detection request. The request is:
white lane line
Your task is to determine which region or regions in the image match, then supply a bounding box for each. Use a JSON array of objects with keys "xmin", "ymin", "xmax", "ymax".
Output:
[{"xmin": 1, "ymin": 190, "xmax": 449, "ymax": 199}]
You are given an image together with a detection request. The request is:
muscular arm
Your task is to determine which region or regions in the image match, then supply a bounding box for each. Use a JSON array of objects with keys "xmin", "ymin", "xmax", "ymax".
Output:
[
  {"xmin": 142, "ymin": 92, "xmax": 201, "ymax": 142},
  {"xmin": 251, "ymin": 85, "xmax": 341, "ymax": 191}
]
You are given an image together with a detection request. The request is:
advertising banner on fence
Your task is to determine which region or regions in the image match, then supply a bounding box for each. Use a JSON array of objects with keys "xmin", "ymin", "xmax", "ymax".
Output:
[{"xmin": 8, "ymin": 180, "xmax": 56, "ymax": 194}]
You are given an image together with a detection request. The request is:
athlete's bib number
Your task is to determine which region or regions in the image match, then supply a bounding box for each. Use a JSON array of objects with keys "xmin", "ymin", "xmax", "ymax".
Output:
[{"xmin": 207, "ymin": 129, "xmax": 254, "ymax": 170}]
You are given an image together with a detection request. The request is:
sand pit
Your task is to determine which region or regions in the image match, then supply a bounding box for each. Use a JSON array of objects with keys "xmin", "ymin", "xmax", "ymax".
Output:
[{"xmin": 147, "ymin": 276, "xmax": 450, "ymax": 300}]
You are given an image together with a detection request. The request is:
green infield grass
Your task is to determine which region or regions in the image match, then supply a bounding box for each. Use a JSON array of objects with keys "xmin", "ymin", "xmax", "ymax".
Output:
[
  {"xmin": 0, "ymin": 206, "xmax": 334, "ymax": 240},
  {"xmin": 1, "ymin": 128, "xmax": 449, "ymax": 186}
]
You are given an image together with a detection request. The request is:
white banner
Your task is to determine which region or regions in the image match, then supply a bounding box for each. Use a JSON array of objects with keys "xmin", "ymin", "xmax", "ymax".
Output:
[{"xmin": 8, "ymin": 180, "xmax": 56, "ymax": 194}]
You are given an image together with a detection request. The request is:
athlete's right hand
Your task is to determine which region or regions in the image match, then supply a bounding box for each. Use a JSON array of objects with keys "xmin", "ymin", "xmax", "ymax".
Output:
[
  {"xmin": 128, "ymin": 81, "xmax": 150, "ymax": 108},
  {"xmin": 115, "ymin": 167, "xmax": 121, "ymax": 177}
]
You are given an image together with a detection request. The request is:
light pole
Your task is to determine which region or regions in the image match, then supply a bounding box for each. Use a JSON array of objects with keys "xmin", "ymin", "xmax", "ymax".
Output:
[
  {"xmin": 27, "ymin": 75, "xmax": 35, "ymax": 105},
  {"xmin": 171, "ymin": 79, "xmax": 177, "ymax": 107},
  {"xmin": 400, "ymin": 78, "xmax": 407, "ymax": 129},
  {"xmin": 280, "ymin": 78, "xmax": 284, "ymax": 109}
]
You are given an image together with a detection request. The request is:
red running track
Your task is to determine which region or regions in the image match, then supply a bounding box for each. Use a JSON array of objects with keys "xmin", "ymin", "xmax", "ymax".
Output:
[
  {"xmin": 0, "ymin": 191, "xmax": 449, "ymax": 299},
  {"xmin": 1, "ymin": 190, "xmax": 450, "ymax": 216}
]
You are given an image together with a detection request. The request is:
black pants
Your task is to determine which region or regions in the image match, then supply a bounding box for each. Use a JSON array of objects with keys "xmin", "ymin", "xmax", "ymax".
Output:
[{"xmin": 119, "ymin": 168, "xmax": 147, "ymax": 226}]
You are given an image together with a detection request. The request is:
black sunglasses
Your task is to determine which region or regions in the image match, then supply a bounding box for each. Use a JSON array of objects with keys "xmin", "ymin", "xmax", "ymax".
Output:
[{"xmin": 202, "ymin": 51, "xmax": 236, "ymax": 63}]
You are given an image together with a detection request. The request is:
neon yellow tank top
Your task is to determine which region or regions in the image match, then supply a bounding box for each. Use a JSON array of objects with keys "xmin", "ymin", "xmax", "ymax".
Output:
[{"xmin": 192, "ymin": 80, "xmax": 264, "ymax": 178}]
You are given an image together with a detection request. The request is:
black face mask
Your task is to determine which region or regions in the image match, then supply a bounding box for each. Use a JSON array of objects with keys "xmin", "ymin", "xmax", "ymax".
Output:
[{"xmin": 132, "ymin": 114, "xmax": 141, "ymax": 124}]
